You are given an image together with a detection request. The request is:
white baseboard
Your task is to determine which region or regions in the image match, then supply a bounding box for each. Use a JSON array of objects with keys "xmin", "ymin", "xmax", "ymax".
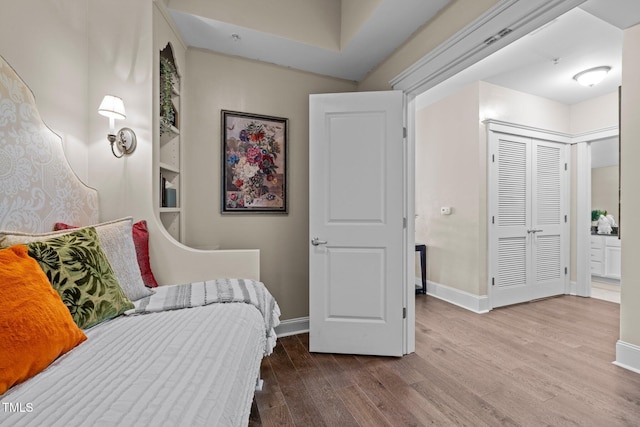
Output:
[
  {"xmin": 614, "ymin": 340, "xmax": 640, "ymax": 374},
  {"xmin": 427, "ymin": 280, "xmax": 490, "ymax": 314},
  {"xmin": 274, "ymin": 317, "xmax": 309, "ymax": 337}
]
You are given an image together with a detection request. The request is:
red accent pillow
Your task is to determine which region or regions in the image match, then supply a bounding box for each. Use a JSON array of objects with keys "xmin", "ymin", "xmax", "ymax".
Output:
[
  {"xmin": 54, "ymin": 219, "xmax": 159, "ymax": 288},
  {"xmin": 131, "ymin": 220, "xmax": 159, "ymax": 288}
]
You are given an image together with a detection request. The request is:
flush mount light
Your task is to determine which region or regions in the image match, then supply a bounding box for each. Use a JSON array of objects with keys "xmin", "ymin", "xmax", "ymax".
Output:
[{"xmin": 572, "ymin": 66, "xmax": 612, "ymax": 87}]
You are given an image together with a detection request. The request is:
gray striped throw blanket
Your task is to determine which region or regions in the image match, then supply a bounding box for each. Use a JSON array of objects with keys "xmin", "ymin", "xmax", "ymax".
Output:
[{"xmin": 125, "ymin": 279, "xmax": 280, "ymax": 355}]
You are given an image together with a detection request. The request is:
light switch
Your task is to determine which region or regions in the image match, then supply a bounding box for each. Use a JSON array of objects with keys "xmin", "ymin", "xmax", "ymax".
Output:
[{"xmin": 440, "ymin": 206, "xmax": 452, "ymax": 215}]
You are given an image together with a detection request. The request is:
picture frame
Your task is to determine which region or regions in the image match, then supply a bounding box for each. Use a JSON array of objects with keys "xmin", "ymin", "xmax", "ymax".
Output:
[{"xmin": 221, "ymin": 110, "xmax": 288, "ymax": 213}]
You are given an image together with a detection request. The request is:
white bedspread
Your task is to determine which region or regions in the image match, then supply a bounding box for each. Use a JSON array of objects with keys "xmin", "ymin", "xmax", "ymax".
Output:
[{"xmin": 0, "ymin": 303, "xmax": 266, "ymax": 427}]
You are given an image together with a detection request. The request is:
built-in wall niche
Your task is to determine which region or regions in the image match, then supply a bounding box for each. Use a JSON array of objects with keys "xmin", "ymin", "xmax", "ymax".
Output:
[
  {"xmin": 158, "ymin": 42, "xmax": 182, "ymax": 242},
  {"xmin": 591, "ymin": 137, "xmax": 619, "ymax": 227}
]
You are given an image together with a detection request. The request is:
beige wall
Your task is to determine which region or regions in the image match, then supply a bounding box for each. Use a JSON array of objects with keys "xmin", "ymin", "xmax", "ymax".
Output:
[
  {"xmin": 591, "ymin": 166, "xmax": 619, "ymax": 222},
  {"xmin": 182, "ymin": 49, "xmax": 356, "ymax": 320},
  {"xmin": 415, "ymin": 83, "xmax": 482, "ymax": 295},
  {"xmin": 620, "ymin": 23, "xmax": 640, "ymax": 348}
]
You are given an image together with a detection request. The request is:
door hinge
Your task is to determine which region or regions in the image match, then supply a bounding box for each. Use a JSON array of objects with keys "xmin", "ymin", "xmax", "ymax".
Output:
[
  {"xmin": 565, "ymin": 215, "xmax": 567, "ymax": 223},
  {"xmin": 403, "ymin": 307, "xmax": 407, "ymax": 319},
  {"xmin": 492, "ymin": 154, "xmax": 495, "ymax": 163},
  {"xmin": 492, "ymin": 216, "xmax": 495, "ymax": 224},
  {"xmin": 403, "ymin": 217, "xmax": 407, "ymax": 229},
  {"xmin": 403, "ymin": 127, "xmax": 407, "ymax": 138},
  {"xmin": 565, "ymin": 163, "xmax": 568, "ymax": 171},
  {"xmin": 565, "ymin": 267, "xmax": 568, "ymax": 275},
  {"xmin": 492, "ymin": 277, "xmax": 495, "ymax": 286}
]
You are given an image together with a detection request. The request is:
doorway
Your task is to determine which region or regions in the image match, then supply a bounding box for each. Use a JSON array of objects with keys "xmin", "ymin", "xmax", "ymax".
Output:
[
  {"xmin": 400, "ymin": 2, "xmax": 622, "ymax": 312},
  {"xmin": 589, "ymin": 137, "xmax": 621, "ymax": 303}
]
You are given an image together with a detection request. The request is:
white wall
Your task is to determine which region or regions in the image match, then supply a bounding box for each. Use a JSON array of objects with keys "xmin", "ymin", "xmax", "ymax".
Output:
[
  {"xmin": 479, "ymin": 82, "xmax": 571, "ymax": 132},
  {"xmin": 86, "ymin": 1, "xmax": 155, "ymax": 226},
  {"xmin": 0, "ymin": 0, "xmax": 90, "ymax": 181},
  {"xmin": 0, "ymin": 0, "xmax": 156, "ymax": 221},
  {"xmin": 570, "ymin": 92, "xmax": 618, "ymax": 135}
]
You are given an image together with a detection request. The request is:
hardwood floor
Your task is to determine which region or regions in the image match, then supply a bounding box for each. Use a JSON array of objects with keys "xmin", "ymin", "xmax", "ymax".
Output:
[{"xmin": 251, "ymin": 295, "xmax": 640, "ymax": 426}]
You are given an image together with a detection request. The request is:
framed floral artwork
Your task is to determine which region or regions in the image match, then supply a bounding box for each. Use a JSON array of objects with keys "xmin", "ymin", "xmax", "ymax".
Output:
[{"xmin": 221, "ymin": 110, "xmax": 288, "ymax": 213}]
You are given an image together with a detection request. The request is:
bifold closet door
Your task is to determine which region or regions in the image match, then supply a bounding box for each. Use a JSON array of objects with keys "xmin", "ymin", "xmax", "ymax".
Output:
[{"xmin": 490, "ymin": 133, "xmax": 567, "ymax": 308}]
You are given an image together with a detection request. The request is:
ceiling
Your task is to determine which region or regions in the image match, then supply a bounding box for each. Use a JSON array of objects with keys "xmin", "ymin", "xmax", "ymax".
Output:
[
  {"xmin": 419, "ymin": 0, "xmax": 640, "ymax": 108},
  {"xmin": 167, "ymin": 0, "xmax": 451, "ymax": 82},
  {"xmin": 167, "ymin": 0, "xmax": 640, "ymax": 105}
]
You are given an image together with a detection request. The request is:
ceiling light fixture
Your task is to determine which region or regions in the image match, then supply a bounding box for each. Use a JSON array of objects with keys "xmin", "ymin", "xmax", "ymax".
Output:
[{"xmin": 572, "ymin": 66, "xmax": 611, "ymax": 87}]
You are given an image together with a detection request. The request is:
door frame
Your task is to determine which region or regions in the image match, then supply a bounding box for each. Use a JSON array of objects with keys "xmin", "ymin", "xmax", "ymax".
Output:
[{"xmin": 573, "ymin": 128, "xmax": 620, "ymax": 296}]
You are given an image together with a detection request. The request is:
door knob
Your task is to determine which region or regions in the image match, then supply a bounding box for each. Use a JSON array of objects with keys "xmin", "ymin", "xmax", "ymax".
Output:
[{"xmin": 311, "ymin": 237, "xmax": 328, "ymax": 246}]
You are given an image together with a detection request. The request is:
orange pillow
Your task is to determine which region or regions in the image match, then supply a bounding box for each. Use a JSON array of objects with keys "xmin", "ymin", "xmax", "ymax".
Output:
[{"xmin": 0, "ymin": 245, "xmax": 87, "ymax": 395}]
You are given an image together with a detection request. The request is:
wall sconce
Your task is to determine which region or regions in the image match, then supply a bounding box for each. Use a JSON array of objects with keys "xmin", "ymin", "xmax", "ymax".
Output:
[
  {"xmin": 572, "ymin": 66, "xmax": 611, "ymax": 87},
  {"xmin": 98, "ymin": 95, "xmax": 137, "ymax": 158}
]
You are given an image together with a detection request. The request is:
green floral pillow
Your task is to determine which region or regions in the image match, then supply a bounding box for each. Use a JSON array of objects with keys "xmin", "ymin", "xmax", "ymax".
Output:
[{"xmin": 26, "ymin": 227, "xmax": 134, "ymax": 329}]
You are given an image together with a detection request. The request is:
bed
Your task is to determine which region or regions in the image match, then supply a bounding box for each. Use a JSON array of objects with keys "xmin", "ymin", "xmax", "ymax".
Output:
[{"xmin": 0, "ymin": 55, "xmax": 279, "ymax": 426}]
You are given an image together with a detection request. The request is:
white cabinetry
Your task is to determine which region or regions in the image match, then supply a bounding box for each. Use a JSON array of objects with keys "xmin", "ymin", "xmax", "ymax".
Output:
[
  {"xmin": 590, "ymin": 235, "xmax": 620, "ymax": 280},
  {"xmin": 604, "ymin": 237, "xmax": 621, "ymax": 279}
]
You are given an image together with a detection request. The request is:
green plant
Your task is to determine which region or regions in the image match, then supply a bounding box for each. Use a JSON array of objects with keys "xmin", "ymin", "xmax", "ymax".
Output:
[
  {"xmin": 159, "ymin": 56, "xmax": 178, "ymax": 134},
  {"xmin": 591, "ymin": 209, "xmax": 607, "ymax": 221}
]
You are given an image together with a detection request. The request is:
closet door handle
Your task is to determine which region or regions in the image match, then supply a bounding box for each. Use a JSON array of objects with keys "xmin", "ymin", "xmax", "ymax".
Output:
[{"xmin": 531, "ymin": 229, "xmax": 543, "ymax": 233}]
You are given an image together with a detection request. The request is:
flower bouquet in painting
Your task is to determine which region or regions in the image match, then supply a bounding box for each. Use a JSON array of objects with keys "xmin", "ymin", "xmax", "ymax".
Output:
[{"xmin": 222, "ymin": 111, "xmax": 288, "ymax": 213}]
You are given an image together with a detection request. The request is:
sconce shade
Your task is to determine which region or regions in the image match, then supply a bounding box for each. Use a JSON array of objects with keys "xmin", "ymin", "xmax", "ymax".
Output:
[
  {"xmin": 98, "ymin": 95, "xmax": 126, "ymax": 120},
  {"xmin": 573, "ymin": 66, "xmax": 611, "ymax": 87}
]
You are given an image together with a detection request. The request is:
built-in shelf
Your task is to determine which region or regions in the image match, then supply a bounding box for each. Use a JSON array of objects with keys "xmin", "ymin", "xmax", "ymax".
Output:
[
  {"xmin": 160, "ymin": 162, "xmax": 179, "ymax": 173},
  {"xmin": 160, "ymin": 125, "xmax": 179, "ymax": 145},
  {"xmin": 160, "ymin": 207, "xmax": 181, "ymax": 213},
  {"xmin": 158, "ymin": 42, "xmax": 182, "ymax": 243}
]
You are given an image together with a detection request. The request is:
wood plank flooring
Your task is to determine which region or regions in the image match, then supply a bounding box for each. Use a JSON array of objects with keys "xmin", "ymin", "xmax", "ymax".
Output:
[{"xmin": 250, "ymin": 295, "xmax": 640, "ymax": 426}]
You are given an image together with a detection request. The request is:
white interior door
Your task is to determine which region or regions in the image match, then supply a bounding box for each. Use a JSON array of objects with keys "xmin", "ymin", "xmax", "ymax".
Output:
[
  {"xmin": 309, "ymin": 91, "xmax": 405, "ymax": 356},
  {"xmin": 490, "ymin": 131, "xmax": 568, "ymax": 308}
]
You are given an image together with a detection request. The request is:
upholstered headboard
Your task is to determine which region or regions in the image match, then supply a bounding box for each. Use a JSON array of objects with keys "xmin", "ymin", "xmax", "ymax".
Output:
[{"xmin": 0, "ymin": 55, "xmax": 98, "ymax": 233}]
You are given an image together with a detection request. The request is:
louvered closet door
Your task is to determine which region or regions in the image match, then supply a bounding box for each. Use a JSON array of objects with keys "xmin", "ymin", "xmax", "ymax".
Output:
[
  {"xmin": 490, "ymin": 133, "xmax": 567, "ymax": 308},
  {"xmin": 531, "ymin": 140, "xmax": 566, "ymax": 300}
]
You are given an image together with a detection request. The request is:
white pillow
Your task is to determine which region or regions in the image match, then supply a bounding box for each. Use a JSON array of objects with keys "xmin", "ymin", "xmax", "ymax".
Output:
[{"xmin": 0, "ymin": 217, "xmax": 154, "ymax": 301}]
